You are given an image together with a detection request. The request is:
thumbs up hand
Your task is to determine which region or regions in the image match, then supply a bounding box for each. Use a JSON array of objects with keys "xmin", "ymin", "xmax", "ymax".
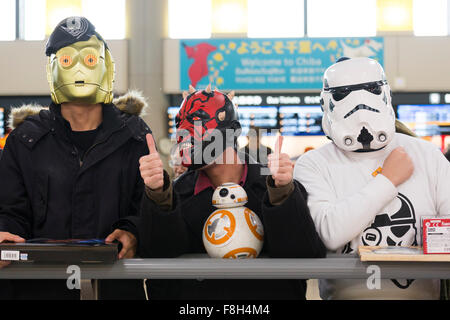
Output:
[
  {"xmin": 139, "ymin": 134, "xmax": 164, "ymax": 191},
  {"xmin": 267, "ymin": 136, "xmax": 294, "ymax": 188}
]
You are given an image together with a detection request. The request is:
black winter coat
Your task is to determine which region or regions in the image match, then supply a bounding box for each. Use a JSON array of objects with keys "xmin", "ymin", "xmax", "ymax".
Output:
[
  {"xmin": 0, "ymin": 102, "xmax": 150, "ymax": 239},
  {"xmin": 121, "ymin": 163, "xmax": 326, "ymax": 300},
  {"xmin": 0, "ymin": 96, "xmax": 151, "ymax": 300}
]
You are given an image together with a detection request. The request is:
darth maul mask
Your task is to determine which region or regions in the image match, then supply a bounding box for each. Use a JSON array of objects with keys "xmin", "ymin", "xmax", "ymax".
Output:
[{"xmin": 175, "ymin": 85, "xmax": 241, "ymax": 171}]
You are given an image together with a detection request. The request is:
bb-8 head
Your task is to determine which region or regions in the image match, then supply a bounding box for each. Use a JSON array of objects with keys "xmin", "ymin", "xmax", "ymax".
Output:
[
  {"xmin": 212, "ymin": 182, "xmax": 248, "ymax": 208},
  {"xmin": 203, "ymin": 183, "xmax": 264, "ymax": 259}
]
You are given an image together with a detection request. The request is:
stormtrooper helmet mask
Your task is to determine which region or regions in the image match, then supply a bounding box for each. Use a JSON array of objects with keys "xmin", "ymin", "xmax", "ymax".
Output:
[{"xmin": 320, "ymin": 57, "xmax": 395, "ymax": 152}]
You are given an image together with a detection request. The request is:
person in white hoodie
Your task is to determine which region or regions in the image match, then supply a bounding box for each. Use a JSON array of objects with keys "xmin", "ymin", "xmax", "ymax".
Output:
[{"xmin": 294, "ymin": 57, "xmax": 450, "ymax": 300}]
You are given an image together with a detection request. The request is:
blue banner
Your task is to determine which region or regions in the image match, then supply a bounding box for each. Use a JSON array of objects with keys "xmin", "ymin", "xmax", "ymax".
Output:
[{"xmin": 180, "ymin": 37, "xmax": 384, "ymax": 91}]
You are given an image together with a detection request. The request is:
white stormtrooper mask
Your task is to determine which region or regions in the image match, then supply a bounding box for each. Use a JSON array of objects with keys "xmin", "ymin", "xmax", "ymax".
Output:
[{"xmin": 321, "ymin": 57, "xmax": 395, "ymax": 152}]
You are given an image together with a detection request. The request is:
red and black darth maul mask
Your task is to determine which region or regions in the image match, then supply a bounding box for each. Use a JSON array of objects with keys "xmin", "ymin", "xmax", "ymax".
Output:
[{"xmin": 176, "ymin": 86, "xmax": 241, "ymax": 170}]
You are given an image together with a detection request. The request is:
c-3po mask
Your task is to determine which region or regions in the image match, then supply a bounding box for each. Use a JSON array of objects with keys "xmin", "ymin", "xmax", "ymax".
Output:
[{"xmin": 46, "ymin": 17, "xmax": 115, "ymax": 105}]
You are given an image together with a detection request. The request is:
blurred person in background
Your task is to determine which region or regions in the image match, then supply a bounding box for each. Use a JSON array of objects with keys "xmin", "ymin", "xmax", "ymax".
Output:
[
  {"xmin": 168, "ymin": 143, "xmax": 188, "ymax": 178},
  {"xmin": 444, "ymin": 145, "xmax": 450, "ymax": 162},
  {"xmin": 0, "ymin": 128, "xmax": 10, "ymax": 159},
  {"xmin": 0, "ymin": 131, "xmax": 9, "ymax": 150},
  {"xmin": 240, "ymin": 125, "xmax": 273, "ymax": 166}
]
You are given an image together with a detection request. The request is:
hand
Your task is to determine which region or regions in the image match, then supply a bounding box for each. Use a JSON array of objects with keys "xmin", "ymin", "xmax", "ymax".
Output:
[
  {"xmin": 105, "ymin": 229, "xmax": 137, "ymax": 259},
  {"xmin": 382, "ymin": 147, "xmax": 414, "ymax": 187},
  {"xmin": 267, "ymin": 136, "xmax": 294, "ymax": 187},
  {"xmin": 0, "ymin": 232, "xmax": 25, "ymax": 269},
  {"xmin": 140, "ymin": 133, "xmax": 164, "ymax": 192}
]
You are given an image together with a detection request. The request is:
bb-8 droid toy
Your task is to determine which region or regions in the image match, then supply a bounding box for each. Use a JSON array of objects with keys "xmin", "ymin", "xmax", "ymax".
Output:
[{"xmin": 202, "ymin": 182, "xmax": 264, "ymax": 258}]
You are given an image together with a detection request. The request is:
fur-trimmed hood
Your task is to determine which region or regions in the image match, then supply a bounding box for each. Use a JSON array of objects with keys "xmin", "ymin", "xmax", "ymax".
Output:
[{"xmin": 8, "ymin": 90, "xmax": 148, "ymax": 130}]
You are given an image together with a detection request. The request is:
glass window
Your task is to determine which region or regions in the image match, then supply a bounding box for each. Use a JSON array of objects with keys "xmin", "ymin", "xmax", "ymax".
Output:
[
  {"xmin": 377, "ymin": 0, "xmax": 413, "ymax": 32},
  {"xmin": 23, "ymin": 0, "xmax": 46, "ymax": 40},
  {"xmin": 23, "ymin": 0, "xmax": 127, "ymax": 40},
  {"xmin": 45, "ymin": 0, "xmax": 83, "ymax": 37},
  {"xmin": 0, "ymin": 0, "xmax": 16, "ymax": 41},
  {"xmin": 168, "ymin": 0, "xmax": 212, "ymax": 38},
  {"xmin": 82, "ymin": 0, "xmax": 126, "ymax": 39},
  {"xmin": 248, "ymin": 0, "xmax": 304, "ymax": 38},
  {"xmin": 212, "ymin": 0, "xmax": 247, "ymax": 34},
  {"xmin": 413, "ymin": 0, "xmax": 448, "ymax": 36},
  {"xmin": 307, "ymin": 0, "xmax": 377, "ymax": 37}
]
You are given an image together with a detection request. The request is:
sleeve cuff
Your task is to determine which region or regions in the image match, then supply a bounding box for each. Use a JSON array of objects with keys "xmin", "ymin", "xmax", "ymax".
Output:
[
  {"xmin": 112, "ymin": 219, "xmax": 139, "ymax": 243},
  {"xmin": 266, "ymin": 176, "xmax": 295, "ymax": 206},
  {"xmin": 145, "ymin": 170, "xmax": 173, "ymax": 210}
]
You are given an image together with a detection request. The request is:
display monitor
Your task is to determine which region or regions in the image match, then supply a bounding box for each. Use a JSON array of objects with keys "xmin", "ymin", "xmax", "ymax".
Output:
[
  {"xmin": 278, "ymin": 105, "xmax": 324, "ymax": 136},
  {"xmin": 167, "ymin": 105, "xmax": 279, "ymax": 138},
  {"xmin": 167, "ymin": 106, "xmax": 179, "ymax": 139},
  {"xmin": 237, "ymin": 106, "xmax": 278, "ymax": 136},
  {"xmin": 397, "ymin": 104, "xmax": 450, "ymax": 136}
]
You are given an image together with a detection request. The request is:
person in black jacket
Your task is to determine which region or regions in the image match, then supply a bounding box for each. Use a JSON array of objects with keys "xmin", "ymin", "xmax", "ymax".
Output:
[
  {"xmin": 445, "ymin": 148, "xmax": 450, "ymax": 162},
  {"xmin": 0, "ymin": 17, "xmax": 150, "ymax": 300},
  {"xmin": 113, "ymin": 86, "xmax": 326, "ymax": 300}
]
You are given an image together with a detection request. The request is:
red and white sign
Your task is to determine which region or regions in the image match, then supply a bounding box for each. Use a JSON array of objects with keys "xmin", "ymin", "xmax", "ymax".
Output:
[{"xmin": 422, "ymin": 218, "xmax": 450, "ymax": 254}]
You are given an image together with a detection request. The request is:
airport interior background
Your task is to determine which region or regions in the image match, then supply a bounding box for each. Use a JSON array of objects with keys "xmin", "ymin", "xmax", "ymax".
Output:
[{"xmin": 0, "ymin": 0, "xmax": 450, "ymax": 300}]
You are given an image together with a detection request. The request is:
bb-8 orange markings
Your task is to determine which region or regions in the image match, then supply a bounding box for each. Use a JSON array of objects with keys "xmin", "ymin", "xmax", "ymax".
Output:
[
  {"xmin": 203, "ymin": 209, "xmax": 236, "ymax": 245},
  {"xmin": 223, "ymin": 247, "xmax": 258, "ymax": 259}
]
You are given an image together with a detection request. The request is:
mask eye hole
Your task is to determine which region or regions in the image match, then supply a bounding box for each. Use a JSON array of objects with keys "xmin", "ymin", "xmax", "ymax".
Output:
[
  {"xmin": 365, "ymin": 85, "xmax": 382, "ymax": 95},
  {"xmin": 59, "ymin": 55, "xmax": 73, "ymax": 68},
  {"xmin": 84, "ymin": 54, "xmax": 98, "ymax": 67},
  {"xmin": 332, "ymin": 90, "xmax": 351, "ymax": 101},
  {"xmin": 187, "ymin": 110, "xmax": 211, "ymax": 123}
]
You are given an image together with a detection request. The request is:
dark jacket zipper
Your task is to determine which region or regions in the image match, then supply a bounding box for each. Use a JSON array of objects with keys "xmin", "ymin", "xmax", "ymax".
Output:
[{"xmin": 78, "ymin": 124, "xmax": 126, "ymax": 167}]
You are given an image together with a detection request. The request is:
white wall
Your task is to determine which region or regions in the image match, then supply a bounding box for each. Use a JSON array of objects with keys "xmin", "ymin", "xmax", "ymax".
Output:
[
  {"xmin": 0, "ymin": 39, "xmax": 128, "ymax": 95},
  {"xmin": 389, "ymin": 36, "xmax": 450, "ymax": 91}
]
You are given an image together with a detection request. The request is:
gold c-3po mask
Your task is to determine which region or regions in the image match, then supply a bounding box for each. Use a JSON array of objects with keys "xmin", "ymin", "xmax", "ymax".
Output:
[{"xmin": 45, "ymin": 17, "xmax": 115, "ymax": 105}]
